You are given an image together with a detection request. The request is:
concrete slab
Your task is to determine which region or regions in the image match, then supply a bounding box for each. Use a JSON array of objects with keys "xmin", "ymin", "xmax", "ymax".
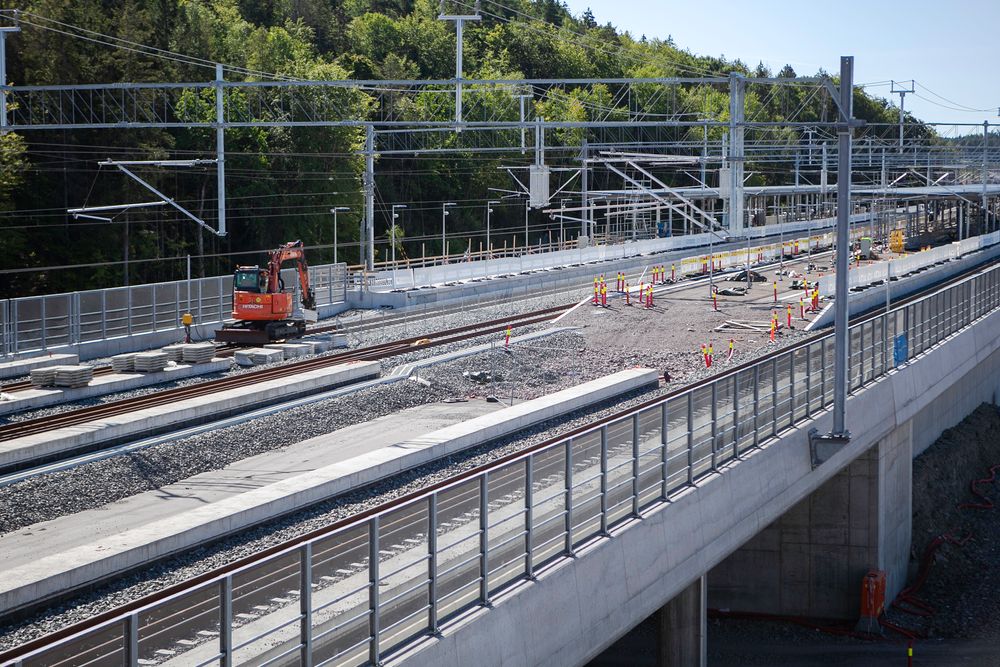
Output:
[
  {"xmin": 0, "ymin": 354, "xmax": 79, "ymax": 381},
  {"xmin": 0, "ymin": 361, "xmax": 381, "ymax": 471},
  {"xmin": 0, "ymin": 367, "xmax": 658, "ymax": 615},
  {"xmin": 0, "ymin": 359, "xmax": 232, "ymax": 417}
]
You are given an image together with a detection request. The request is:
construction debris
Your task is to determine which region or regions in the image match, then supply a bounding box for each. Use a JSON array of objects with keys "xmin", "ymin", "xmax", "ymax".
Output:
[
  {"xmin": 713, "ymin": 320, "xmax": 784, "ymax": 333},
  {"xmin": 725, "ymin": 269, "xmax": 767, "ymax": 282}
]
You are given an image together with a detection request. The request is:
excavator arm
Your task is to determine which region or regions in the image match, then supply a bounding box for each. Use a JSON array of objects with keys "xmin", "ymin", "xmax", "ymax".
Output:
[{"xmin": 267, "ymin": 241, "xmax": 316, "ymax": 310}]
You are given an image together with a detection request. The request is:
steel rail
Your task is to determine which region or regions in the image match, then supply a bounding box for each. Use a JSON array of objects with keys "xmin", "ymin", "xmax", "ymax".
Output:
[{"xmin": 0, "ymin": 306, "xmax": 570, "ymax": 444}]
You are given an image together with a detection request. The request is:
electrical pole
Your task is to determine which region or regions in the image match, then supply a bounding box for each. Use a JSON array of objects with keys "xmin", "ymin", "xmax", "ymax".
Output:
[
  {"xmin": 891, "ymin": 80, "xmax": 914, "ymax": 154},
  {"xmin": 0, "ymin": 25, "xmax": 21, "ymax": 131},
  {"xmin": 810, "ymin": 55, "xmax": 860, "ymax": 466},
  {"xmin": 364, "ymin": 125, "xmax": 375, "ymax": 271},
  {"xmin": 728, "ymin": 72, "xmax": 746, "ymax": 235},
  {"xmin": 215, "ymin": 64, "xmax": 227, "ymax": 237},
  {"xmin": 438, "ymin": 1, "xmax": 481, "ymax": 126},
  {"xmin": 983, "ymin": 120, "xmax": 989, "ymax": 232},
  {"xmin": 833, "ymin": 56, "xmax": 855, "ymax": 439}
]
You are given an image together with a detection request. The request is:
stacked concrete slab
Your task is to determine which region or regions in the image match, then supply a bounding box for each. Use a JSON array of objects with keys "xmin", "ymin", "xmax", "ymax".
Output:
[
  {"xmin": 133, "ymin": 352, "xmax": 169, "ymax": 373},
  {"xmin": 181, "ymin": 343, "xmax": 216, "ymax": 364},
  {"xmin": 161, "ymin": 344, "xmax": 186, "ymax": 363},
  {"xmin": 28, "ymin": 367, "xmax": 59, "ymax": 388},
  {"xmin": 264, "ymin": 342, "xmax": 313, "ymax": 359},
  {"xmin": 233, "ymin": 348, "xmax": 284, "ymax": 366},
  {"xmin": 52, "ymin": 366, "xmax": 94, "ymax": 388},
  {"xmin": 110, "ymin": 354, "xmax": 136, "ymax": 373}
]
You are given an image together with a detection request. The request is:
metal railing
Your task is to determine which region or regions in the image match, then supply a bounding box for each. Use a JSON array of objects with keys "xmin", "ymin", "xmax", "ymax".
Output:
[
  {"xmin": 0, "ymin": 264, "xmax": 348, "ymax": 358},
  {"xmin": 818, "ymin": 230, "xmax": 1000, "ymax": 295},
  {"xmin": 8, "ymin": 259, "xmax": 999, "ymax": 667}
]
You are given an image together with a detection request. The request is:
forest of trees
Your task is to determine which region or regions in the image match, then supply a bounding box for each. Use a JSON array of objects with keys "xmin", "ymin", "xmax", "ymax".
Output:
[{"xmin": 0, "ymin": 0, "xmax": 936, "ymax": 296}]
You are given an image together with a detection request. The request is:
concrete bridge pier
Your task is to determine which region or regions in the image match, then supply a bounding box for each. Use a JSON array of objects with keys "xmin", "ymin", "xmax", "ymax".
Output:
[
  {"xmin": 707, "ymin": 422, "xmax": 913, "ymax": 620},
  {"xmin": 655, "ymin": 575, "xmax": 707, "ymax": 667}
]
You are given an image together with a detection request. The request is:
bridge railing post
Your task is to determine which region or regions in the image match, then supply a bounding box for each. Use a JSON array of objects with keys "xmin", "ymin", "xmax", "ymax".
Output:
[
  {"xmin": 660, "ymin": 402, "xmax": 669, "ymax": 501},
  {"xmin": 565, "ymin": 440, "xmax": 574, "ymax": 556},
  {"xmin": 428, "ymin": 492, "xmax": 439, "ymax": 633},
  {"xmin": 479, "ymin": 472, "xmax": 490, "ymax": 605},
  {"xmin": 300, "ymin": 542, "xmax": 313, "ymax": 667},
  {"xmin": 631, "ymin": 414, "xmax": 640, "ymax": 517},
  {"xmin": 220, "ymin": 574, "xmax": 233, "ymax": 667},
  {"xmin": 524, "ymin": 457, "xmax": 534, "ymax": 577},
  {"xmin": 685, "ymin": 393, "xmax": 694, "ymax": 486},
  {"xmin": 368, "ymin": 515, "xmax": 380, "ymax": 666},
  {"xmin": 599, "ymin": 426, "xmax": 608, "ymax": 535}
]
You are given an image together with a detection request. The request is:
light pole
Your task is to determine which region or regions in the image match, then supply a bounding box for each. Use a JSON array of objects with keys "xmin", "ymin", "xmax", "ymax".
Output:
[
  {"xmin": 559, "ymin": 198, "xmax": 568, "ymax": 249},
  {"xmin": 391, "ymin": 204, "xmax": 406, "ymax": 288},
  {"xmin": 486, "ymin": 200, "xmax": 498, "ymax": 259},
  {"xmin": 441, "ymin": 201, "xmax": 456, "ymax": 263},
  {"xmin": 524, "ymin": 198, "xmax": 530, "ymax": 251},
  {"xmin": 330, "ymin": 206, "xmax": 350, "ymax": 265}
]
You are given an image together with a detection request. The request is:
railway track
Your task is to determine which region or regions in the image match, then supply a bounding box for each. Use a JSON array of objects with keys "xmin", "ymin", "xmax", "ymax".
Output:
[
  {"xmin": 0, "ymin": 304, "xmax": 572, "ymax": 446},
  {"xmin": 2, "ymin": 252, "xmax": 993, "ymax": 666}
]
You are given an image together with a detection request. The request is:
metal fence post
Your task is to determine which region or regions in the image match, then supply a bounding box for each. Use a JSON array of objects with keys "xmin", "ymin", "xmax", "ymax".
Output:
[
  {"xmin": 631, "ymin": 414, "xmax": 640, "ymax": 515},
  {"xmin": 126, "ymin": 613, "xmax": 139, "ymax": 667},
  {"xmin": 480, "ymin": 472, "xmax": 490, "ymax": 605},
  {"xmin": 300, "ymin": 543, "xmax": 313, "ymax": 667},
  {"xmin": 709, "ymin": 383, "xmax": 719, "ymax": 470},
  {"xmin": 428, "ymin": 493, "xmax": 438, "ymax": 633},
  {"xmin": 752, "ymin": 364, "xmax": 760, "ymax": 447},
  {"xmin": 686, "ymin": 394, "xmax": 694, "ymax": 485},
  {"xmin": 660, "ymin": 402, "xmax": 668, "ymax": 500},
  {"xmin": 221, "ymin": 575, "xmax": 233, "ymax": 667},
  {"xmin": 732, "ymin": 376, "xmax": 741, "ymax": 459},
  {"xmin": 10, "ymin": 300, "xmax": 16, "ymax": 355},
  {"xmin": 771, "ymin": 359, "xmax": 779, "ymax": 433},
  {"xmin": 369, "ymin": 516, "xmax": 380, "ymax": 666},
  {"xmin": 40, "ymin": 298, "xmax": 46, "ymax": 351},
  {"xmin": 599, "ymin": 426, "xmax": 608, "ymax": 535},
  {"xmin": 524, "ymin": 457, "xmax": 534, "ymax": 577},
  {"xmin": 218, "ymin": 276, "xmax": 224, "ymax": 323},
  {"xmin": 565, "ymin": 440, "xmax": 574, "ymax": 557}
]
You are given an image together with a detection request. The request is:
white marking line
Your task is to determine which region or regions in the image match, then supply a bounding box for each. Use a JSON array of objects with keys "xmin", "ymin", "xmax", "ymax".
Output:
[{"xmin": 552, "ymin": 292, "xmax": 594, "ymax": 323}]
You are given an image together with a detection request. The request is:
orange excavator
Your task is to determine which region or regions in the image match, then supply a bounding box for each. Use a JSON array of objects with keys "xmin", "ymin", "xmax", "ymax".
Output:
[{"xmin": 215, "ymin": 240, "xmax": 318, "ymax": 345}]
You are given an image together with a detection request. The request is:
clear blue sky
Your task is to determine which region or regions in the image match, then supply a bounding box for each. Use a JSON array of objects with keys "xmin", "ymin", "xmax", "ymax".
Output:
[{"xmin": 563, "ymin": 0, "xmax": 996, "ymax": 136}]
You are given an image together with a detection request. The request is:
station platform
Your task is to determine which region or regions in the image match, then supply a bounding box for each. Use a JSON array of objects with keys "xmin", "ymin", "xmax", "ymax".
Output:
[{"xmin": 0, "ymin": 367, "xmax": 658, "ymax": 614}]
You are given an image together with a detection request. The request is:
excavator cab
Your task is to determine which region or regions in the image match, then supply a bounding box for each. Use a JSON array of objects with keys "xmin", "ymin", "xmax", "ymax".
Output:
[{"xmin": 234, "ymin": 267, "xmax": 265, "ymax": 294}]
